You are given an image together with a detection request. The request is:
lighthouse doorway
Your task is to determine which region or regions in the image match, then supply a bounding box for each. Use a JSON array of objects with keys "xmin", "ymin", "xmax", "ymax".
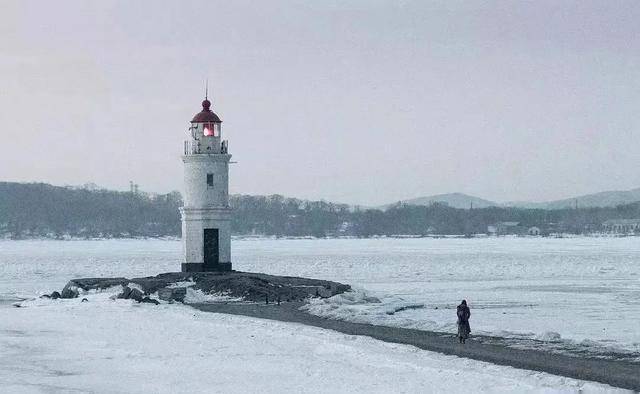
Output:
[{"xmin": 203, "ymin": 228, "xmax": 219, "ymax": 267}]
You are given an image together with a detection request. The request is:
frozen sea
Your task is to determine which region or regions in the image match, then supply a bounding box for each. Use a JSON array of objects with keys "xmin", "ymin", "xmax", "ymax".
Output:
[
  {"xmin": 0, "ymin": 237, "xmax": 637, "ymax": 393},
  {"xmin": 1, "ymin": 237, "xmax": 639, "ymax": 358}
]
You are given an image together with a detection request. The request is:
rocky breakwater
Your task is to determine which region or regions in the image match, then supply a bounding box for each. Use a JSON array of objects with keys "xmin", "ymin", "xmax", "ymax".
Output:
[{"xmin": 52, "ymin": 271, "xmax": 351, "ymax": 304}]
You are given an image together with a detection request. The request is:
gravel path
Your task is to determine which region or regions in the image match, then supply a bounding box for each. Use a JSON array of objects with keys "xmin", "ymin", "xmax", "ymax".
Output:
[{"xmin": 192, "ymin": 302, "xmax": 640, "ymax": 391}]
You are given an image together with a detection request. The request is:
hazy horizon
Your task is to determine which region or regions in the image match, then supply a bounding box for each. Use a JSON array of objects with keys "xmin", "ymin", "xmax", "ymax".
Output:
[{"xmin": 2, "ymin": 1, "xmax": 639, "ymax": 206}]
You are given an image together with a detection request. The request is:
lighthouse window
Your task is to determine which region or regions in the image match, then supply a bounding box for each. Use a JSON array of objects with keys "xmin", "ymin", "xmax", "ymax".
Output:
[
  {"xmin": 203, "ymin": 123, "xmax": 218, "ymax": 137},
  {"xmin": 206, "ymin": 173, "xmax": 214, "ymax": 188}
]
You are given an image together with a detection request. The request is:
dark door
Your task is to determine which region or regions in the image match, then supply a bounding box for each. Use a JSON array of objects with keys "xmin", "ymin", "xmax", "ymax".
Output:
[{"xmin": 203, "ymin": 228, "xmax": 219, "ymax": 266}]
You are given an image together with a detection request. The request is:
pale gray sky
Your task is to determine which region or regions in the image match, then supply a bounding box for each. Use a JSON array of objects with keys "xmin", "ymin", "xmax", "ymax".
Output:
[{"xmin": 1, "ymin": 0, "xmax": 639, "ymax": 206}]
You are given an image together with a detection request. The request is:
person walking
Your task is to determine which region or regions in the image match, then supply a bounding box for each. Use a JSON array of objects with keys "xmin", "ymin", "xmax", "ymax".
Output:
[{"xmin": 457, "ymin": 300, "xmax": 471, "ymax": 344}]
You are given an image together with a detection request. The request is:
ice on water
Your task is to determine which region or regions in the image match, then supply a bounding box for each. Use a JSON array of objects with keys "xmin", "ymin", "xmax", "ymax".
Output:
[
  {"xmin": 1, "ymin": 237, "xmax": 639, "ymax": 355},
  {"xmin": 237, "ymin": 237, "xmax": 640, "ymax": 357},
  {"xmin": 0, "ymin": 237, "xmax": 637, "ymax": 392}
]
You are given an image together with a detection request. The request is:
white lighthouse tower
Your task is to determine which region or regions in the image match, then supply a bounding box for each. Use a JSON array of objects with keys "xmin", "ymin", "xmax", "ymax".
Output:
[{"xmin": 180, "ymin": 93, "xmax": 232, "ymax": 272}]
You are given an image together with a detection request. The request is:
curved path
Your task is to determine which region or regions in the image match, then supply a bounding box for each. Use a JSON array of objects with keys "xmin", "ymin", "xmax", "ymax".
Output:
[{"xmin": 192, "ymin": 302, "xmax": 640, "ymax": 391}]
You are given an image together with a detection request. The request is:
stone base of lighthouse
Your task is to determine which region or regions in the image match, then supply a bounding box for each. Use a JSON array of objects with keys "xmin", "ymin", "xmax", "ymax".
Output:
[{"xmin": 180, "ymin": 207, "xmax": 232, "ymax": 272}]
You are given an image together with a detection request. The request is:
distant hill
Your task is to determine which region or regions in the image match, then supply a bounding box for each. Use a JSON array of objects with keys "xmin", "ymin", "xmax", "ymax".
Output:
[
  {"xmin": 381, "ymin": 187, "xmax": 640, "ymax": 210},
  {"xmin": 381, "ymin": 193, "xmax": 498, "ymax": 210},
  {"xmin": 0, "ymin": 182, "xmax": 352, "ymax": 239},
  {"xmin": 0, "ymin": 182, "xmax": 182, "ymax": 238},
  {"xmin": 3, "ymin": 181, "xmax": 640, "ymax": 239},
  {"xmin": 506, "ymin": 188, "xmax": 640, "ymax": 210}
]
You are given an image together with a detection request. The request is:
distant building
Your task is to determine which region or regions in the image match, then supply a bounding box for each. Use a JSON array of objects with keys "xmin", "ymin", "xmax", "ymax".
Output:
[
  {"xmin": 527, "ymin": 226, "xmax": 541, "ymax": 236},
  {"xmin": 490, "ymin": 221, "xmax": 524, "ymax": 236},
  {"xmin": 337, "ymin": 221, "xmax": 353, "ymax": 235},
  {"xmin": 602, "ymin": 219, "xmax": 640, "ymax": 234}
]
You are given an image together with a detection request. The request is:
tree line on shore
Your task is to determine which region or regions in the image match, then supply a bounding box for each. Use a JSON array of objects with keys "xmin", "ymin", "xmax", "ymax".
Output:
[{"xmin": 1, "ymin": 182, "xmax": 639, "ymax": 239}]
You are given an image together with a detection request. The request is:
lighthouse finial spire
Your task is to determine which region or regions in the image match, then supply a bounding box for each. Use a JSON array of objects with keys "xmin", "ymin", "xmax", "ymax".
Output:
[{"xmin": 205, "ymin": 79, "xmax": 208, "ymax": 100}]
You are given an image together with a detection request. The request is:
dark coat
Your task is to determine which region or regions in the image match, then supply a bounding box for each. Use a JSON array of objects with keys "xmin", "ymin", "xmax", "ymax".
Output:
[{"xmin": 457, "ymin": 304, "xmax": 471, "ymax": 338}]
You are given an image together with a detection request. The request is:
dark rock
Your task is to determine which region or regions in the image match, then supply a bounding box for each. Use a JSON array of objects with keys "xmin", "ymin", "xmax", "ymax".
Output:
[
  {"xmin": 40, "ymin": 294, "xmax": 51, "ymax": 299},
  {"xmin": 66, "ymin": 278, "xmax": 129, "ymax": 292},
  {"xmin": 55, "ymin": 271, "xmax": 351, "ymax": 305},
  {"xmin": 116, "ymin": 286, "xmax": 144, "ymax": 301},
  {"xmin": 314, "ymin": 287, "xmax": 332, "ymax": 298},
  {"xmin": 51, "ymin": 291, "xmax": 61, "ymax": 299},
  {"xmin": 184, "ymin": 272, "xmax": 350, "ymax": 303},
  {"xmin": 118, "ymin": 286, "xmax": 133, "ymax": 299},
  {"xmin": 59, "ymin": 278, "xmax": 130, "ymax": 299},
  {"xmin": 129, "ymin": 288, "xmax": 144, "ymax": 302},
  {"xmin": 158, "ymin": 287, "xmax": 187, "ymax": 303},
  {"xmin": 60, "ymin": 285, "xmax": 79, "ymax": 299},
  {"xmin": 81, "ymin": 298, "xmax": 89, "ymax": 302}
]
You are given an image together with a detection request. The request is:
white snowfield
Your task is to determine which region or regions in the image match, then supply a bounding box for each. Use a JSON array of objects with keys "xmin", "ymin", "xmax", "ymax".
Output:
[
  {"xmin": 0, "ymin": 295, "xmax": 628, "ymax": 394},
  {"xmin": 2, "ymin": 237, "xmax": 639, "ymax": 357},
  {"xmin": 0, "ymin": 237, "xmax": 638, "ymax": 392}
]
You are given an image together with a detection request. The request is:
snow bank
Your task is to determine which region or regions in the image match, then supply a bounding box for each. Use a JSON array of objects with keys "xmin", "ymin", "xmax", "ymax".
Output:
[
  {"xmin": 0, "ymin": 297, "xmax": 627, "ymax": 393},
  {"xmin": 126, "ymin": 282, "xmax": 144, "ymax": 293},
  {"xmin": 536, "ymin": 331, "xmax": 563, "ymax": 342},
  {"xmin": 183, "ymin": 288, "xmax": 244, "ymax": 304},
  {"xmin": 302, "ymin": 289, "xmax": 430, "ymax": 329},
  {"xmin": 302, "ymin": 290, "xmax": 640, "ymax": 361}
]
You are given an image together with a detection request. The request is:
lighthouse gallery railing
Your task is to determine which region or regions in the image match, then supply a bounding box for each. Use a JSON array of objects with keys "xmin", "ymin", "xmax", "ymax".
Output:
[{"xmin": 184, "ymin": 140, "xmax": 228, "ymax": 155}]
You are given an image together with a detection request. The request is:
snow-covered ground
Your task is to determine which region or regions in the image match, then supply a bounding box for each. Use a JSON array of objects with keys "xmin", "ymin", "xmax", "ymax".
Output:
[
  {"xmin": 0, "ymin": 292, "xmax": 628, "ymax": 393},
  {"xmin": 1, "ymin": 238, "xmax": 639, "ymax": 355},
  {"xmin": 0, "ymin": 237, "xmax": 638, "ymax": 391}
]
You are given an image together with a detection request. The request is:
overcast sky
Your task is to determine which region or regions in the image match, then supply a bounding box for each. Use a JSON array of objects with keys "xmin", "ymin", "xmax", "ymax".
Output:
[{"xmin": 1, "ymin": 1, "xmax": 639, "ymax": 206}]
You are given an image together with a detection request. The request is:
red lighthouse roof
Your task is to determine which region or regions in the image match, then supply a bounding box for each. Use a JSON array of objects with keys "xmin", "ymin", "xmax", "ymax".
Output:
[{"xmin": 191, "ymin": 99, "xmax": 221, "ymax": 123}]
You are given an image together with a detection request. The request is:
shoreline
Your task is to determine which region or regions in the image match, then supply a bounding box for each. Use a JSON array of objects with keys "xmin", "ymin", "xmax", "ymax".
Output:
[
  {"xmin": 192, "ymin": 301, "xmax": 640, "ymax": 391},
  {"xmin": 2, "ymin": 233, "xmax": 639, "ymax": 242}
]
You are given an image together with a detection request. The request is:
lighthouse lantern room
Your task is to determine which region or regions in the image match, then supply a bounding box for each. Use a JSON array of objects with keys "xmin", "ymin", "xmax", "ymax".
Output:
[{"xmin": 180, "ymin": 94, "xmax": 232, "ymax": 272}]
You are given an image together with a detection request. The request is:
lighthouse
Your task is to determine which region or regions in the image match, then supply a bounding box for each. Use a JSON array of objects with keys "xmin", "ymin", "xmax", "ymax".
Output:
[{"xmin": 180, "ymin": 94, "xmax": 232, "ymax": 272}]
